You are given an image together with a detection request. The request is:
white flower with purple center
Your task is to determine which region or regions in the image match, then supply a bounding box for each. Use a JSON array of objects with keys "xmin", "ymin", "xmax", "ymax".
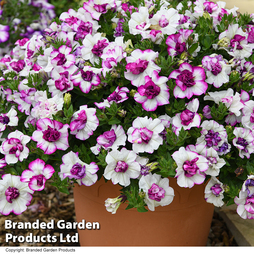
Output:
[
  {"xmin": 0, "ymin": 174, "xmax": 33, "ymax": 215},
  {"xmin": 0, "ymin": 130, "xmax": 31, "ymax": 164},
  {"xmin": 219, "ymin": 24, "xmax": 254, "ymax": 59},
  {"xmin": 139, "ymin": 173, "xmax": 174, "ymax": 211},
  {"xmin": 81, "ymin": 33, "xmax": 109, "ymax": 64},
  {"xmin": 101, "ymin": 45, "xmax": 126, "ymax": 76},
  {"xmin": 50, "ymin": 45, "xmax": 75, "ymax": 70},
  {"xmin": 205, "ymin": 177, "xmax": 224, "ymax": 207},
  {"xmin": 149, "ymin": 8, "xmax": 180, "ymax": 35},
  {"xmin": 71, "ymin": 66, "xmax": 101, "ymax": 93},
  {"xmin": 234, "ymin": 175, "xmax": 254, "ymax": 219},
  {"xmin": 32, "ymin": 118, "xmax": 69, "ymax": 155},
  {"xmin": 204, "ymin": 88, "xmax": 244, "ymax": 117},
  {"xmin": 168, "ymin": 62, "xmax": 208, "ymax": 99},
  {"xmin": 172, "ymin": 147, "xmax": 208, "ymax": 188},
  {"xmin": 104, "ymin": 148, "xmax": 141, "ymax": 187},
  {"xmin": 90, "ymin": 125, "xmax": 126, "ymax": 155},
  {"xmin": 202, "ymin": 54, "xmax": 231, "ymax": 88},
  {"xmin": 166, "ymin": 29, "xmax": 193, "ymax": 57},
  {"xmin": 206, "ymin": 149, "xmax": 226, "ymax": 177},
  {"xmin": 134, "ymin": 71, "xmax": 169, "ymax": 111},
  {"xmin": 59, "ymin": 151, "xmax": 99, "ymax": 186},
  {"xmin": 47, "ymin": 65, "xmax": 77, "ymax": 97},
  {"xmin": 196, "ymin": 120, "xmax": 228, "ymax": 152},
  {"xmin": 0, "ymin": 107, "xmax": 18, "ymax": 132},
  {"xmin": 128, "ymin": 6, "xmax": 151, "ymax": 37},
  {"xmin": 95, "ymin": 86, "xmax": 129, "ymax": 109},
  {"xmin": 172, "ymin": 98, "xmax": 201, "ymax": 135},
  {"xmin": 0, "ymin": 25, "xmax": 9, "ymax": 43},
  {"xmin": 37, "ymin": 47, "xmax": 54, "ymax": 72},
  {"xmin": 83, "ymin": 0, "xmax": 115, "ymax": 21},
  {"xmin": 242, "ymin": 100, "xmax": 254, "ymax": 131},
  {"xmin": 124, "ymin": 49, "xmax": 161, "ymax": 87},
  {"xmin": 127, "ymin": 116, "xmax": 164, "ymax": 154},
  {"xmin": 30, "ymin": 95, "xmax": 64, "ymax": 122},
  {"xmin": 13, "ymin": 80, "xmax": 36, "ymax": 115},
  {"xmin": 233, "ymin": 127, "xmax": 254, "ymax": 159},
  {"xmin": 70, "ymin": 105, "xmax": 99, "ymax": 140},
  {"xmin": 20, "ymin": 159, "xmax": 55, "ymax": 191}
]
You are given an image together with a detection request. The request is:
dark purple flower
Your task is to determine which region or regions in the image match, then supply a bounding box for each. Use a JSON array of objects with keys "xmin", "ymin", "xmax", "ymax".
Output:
[
  {"xmin": 92, "ymin": 39, "xmax": 109, "ymax": 57},
  {"xmin": 182, "ymin": 157, "xmax": 199, "ymax": 177},
  {"xmin": 125, "ymin": 59, "xmax": 149, "ymax": 75},
  {"xmin": 114, "ymin": 161, "xmax": 128, "ymax": 173},
  {"xmin": 148, "ymin": 183, "xmax": 165, "ymax": 201},
  {"xmin": 5, "ymin": 187, "xmax": 19, "ymax": 203}
]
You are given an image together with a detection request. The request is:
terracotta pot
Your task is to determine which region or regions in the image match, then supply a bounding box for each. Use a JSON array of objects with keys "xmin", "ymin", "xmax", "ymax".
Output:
[{"xmin": 73, "ymin": 177, "xmax": 214, "ymax": 246}]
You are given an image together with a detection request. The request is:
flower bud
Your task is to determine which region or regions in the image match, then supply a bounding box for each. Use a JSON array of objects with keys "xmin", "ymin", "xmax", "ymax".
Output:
[
  {"xmin": 218, "ymin": 37, "xmax": 230, "ymax": 48},
  {"xmin": 64, "ymin": 93, "xmax": 71, "ymax": 108}
]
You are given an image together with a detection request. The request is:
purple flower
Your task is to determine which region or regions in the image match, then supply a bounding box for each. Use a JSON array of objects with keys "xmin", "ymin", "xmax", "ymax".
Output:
[
  {"xmin": 32, "ymin": 118, "xmax": 69, "ymax": 154},
  {"xmin": 169, "ymin": 62, "xmax": 208, "ymax": 99},
  {"xmin": 0, "ymin": 25, "xmax": 9, "ymax": 43},
  {"xmin": 20, "ymin": 158, "xmax": 55, "ymax": 191}
]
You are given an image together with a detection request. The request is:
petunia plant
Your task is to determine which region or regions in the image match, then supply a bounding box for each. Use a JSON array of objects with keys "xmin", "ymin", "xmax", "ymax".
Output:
[{"xmin": 0, "ymin": 0, "xmax": 254, "ymax": 220}]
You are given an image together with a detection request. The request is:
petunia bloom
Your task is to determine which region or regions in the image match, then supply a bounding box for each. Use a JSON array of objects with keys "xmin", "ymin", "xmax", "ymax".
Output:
[
  {"xmin": 20, "ymin": 158, "xmax": 55, "ymax": 191},
  {"xmin": 169, "ymin": 62, "xmax": 208, "ymax": 99},
  {"xmin": 60, "ymin": 151, "xmax": 99, "ymax": 186},
  {"xmin": 0, "ymin": 130, "xmax": 31, "ymax": 164},
  {"xmin": 0, "ymin": 174, "xmax": 33, "ymax": 215},
  {"xmin": 139, "ymin": 173, "xmax": 174, "ymax": 211},
  {"xmin": 32, "ymin": 118, "xmax": 69, "ymax": 155}
]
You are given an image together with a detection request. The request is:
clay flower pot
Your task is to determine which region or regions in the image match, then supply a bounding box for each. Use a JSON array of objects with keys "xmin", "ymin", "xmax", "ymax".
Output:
[{"xmin": 73, "ymin": 177, "xmax": 214, "ymax": 246}]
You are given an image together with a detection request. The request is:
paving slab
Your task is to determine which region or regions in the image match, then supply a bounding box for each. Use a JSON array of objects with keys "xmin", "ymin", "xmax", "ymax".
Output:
[
  {"xmin": 222, "ymin": 0, "xmax": 254, "ymax": 14},
  {"xmin": 215, "ymin": 205, "xmax": 254, "ymax": 246}
]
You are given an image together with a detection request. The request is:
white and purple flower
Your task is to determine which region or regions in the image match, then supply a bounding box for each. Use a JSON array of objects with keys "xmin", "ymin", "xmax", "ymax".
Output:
[
  {"xmin": 0, "ymin": 130, "xmax": 31, "ymax": 164},
  {"xmin": 235, "ymin": 175, "xmax": 254, "ymax": 219},
  {"xmin": 169, "ymin": 62, "xmax": 208, "ymax": 99},
  {"xmin": 71, "ymin": 66, "xmax": 101, "ymax": 93},
  {"xmin": 196, "ymin": 120, "xmax": 228, "ymax": 152},
  {"xmin": 127, "ymin": 116, "xmax": 164, "ymax": 154},
  {"xmin": 172, "ymin": 98, "xmax": 201, "ymax": 135},
  {"xmin": 95, "ymin": 86, "xmax": 129, "ymax": 109},
  {"xmin": 0, "ymin": 107, "xmax": 18, "ymax": 132},
  {"xmin": 202, "ymin": 54, "xmax": 231, "ymax": 88},
  {"xmin": 124, "ymin": 49, "xmax": 161, "ymax": 87},
  {"xmin": 233, "ymin": 127, "xmax": 254, "ymax": 159},
  {"xmin": 90, "ymin": 125, "xmax": 126, "ymax": 155},
  {"xmin": 205, "ymin": 177, "xmax": 224, "ymax": 207},
  {"xmin": 70, "ymin": 105, "xmax": 99, "ymax": 140},
  {"xmin": 0, "ymin": 25, "xmax": 9, "ymax": 43},
  {"xmin": 20, "ymin": 158, "xmax": 55, "ymax": 191},
  {"xmin": 104, "ymin": 148, "xmax": 141, "ymax": 187},
  {"xmin": 59, "ymin": 151, "xmax": 99, "ymax": 186},
  {"xmin": 134, "ymin": 71, "xmax": 169, "ymax": 111},
  {"xmin": 0, "ymin": 174, "xmax": 33, "ymax": 215},
  {"xmin": 32, "ymin": 118, "xmax": 69, "ymax": 155},
  {"xmin": 139, "ymin": 173, "xmax": 174, "ymax": 211},
  {"xmin": 172, "ymin": 147, "xmax": 208, "ymax": 188}
]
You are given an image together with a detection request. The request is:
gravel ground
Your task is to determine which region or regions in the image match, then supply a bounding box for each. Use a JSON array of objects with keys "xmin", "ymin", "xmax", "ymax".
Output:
[{"xmin": 0, "ymin": 183, "xmax": 237, "ymax": 247}]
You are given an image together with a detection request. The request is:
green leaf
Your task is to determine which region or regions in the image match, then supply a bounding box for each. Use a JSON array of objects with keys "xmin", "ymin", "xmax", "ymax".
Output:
[{"xmin": 188, "ymin": 43, "xmax": 199, "ymax": 55}]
